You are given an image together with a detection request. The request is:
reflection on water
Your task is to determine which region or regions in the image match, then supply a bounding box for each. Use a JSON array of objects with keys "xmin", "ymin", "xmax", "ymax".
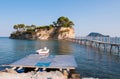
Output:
[
  {"xmin": 35, "ymin": 40, "xmax": 72, "ymax": 55},
  {"xmin": 57, "ymin": 40, "xmax": 73, "ymax": 54},
  {"xmin": 0, "ymin": 37, "xmax": 120, "ymax": 79}
]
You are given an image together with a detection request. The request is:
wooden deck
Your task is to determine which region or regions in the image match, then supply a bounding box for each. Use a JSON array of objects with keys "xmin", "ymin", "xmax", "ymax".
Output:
[{"xmin": 4, "ymin": 54, "xmax": 77, "ymax": 70}]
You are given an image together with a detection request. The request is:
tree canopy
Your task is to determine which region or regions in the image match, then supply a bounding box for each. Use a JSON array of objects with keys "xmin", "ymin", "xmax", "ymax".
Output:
[
  {"xmin": 13, "ymin": 16, "xmax": 74, "ymax": 32},
  {"xmin": 13, "ymin": 24, "xmax": 25, "ymax": 31},
  {"xmin": 56, "ymin": 16, "xmax": 74, "ymax": 27}
]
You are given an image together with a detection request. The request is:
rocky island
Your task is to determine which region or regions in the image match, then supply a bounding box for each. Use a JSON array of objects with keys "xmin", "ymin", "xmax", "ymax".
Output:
[{"xmin": 10, "ymin": 16, "xmax": 75, "ymax": 40}]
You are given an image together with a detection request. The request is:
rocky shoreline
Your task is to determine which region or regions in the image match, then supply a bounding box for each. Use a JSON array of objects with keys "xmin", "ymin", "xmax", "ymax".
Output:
[
  {"xmin": 0, "ymin": 68, "xmax": 80, "ymax": 79},
  {"xmin": 10, "ymin": 27, "xmax": 75, "ymax": 40}
]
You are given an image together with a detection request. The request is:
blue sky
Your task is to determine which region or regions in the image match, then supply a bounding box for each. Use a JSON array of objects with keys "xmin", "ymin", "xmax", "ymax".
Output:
[{"xmin": 0, "ymin": 0, "xmax": 120, "ymax": 37}]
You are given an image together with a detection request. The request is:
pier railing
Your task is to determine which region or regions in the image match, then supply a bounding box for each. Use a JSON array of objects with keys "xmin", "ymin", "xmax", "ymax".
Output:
[
  {"xmin": 76, "ymin": 36, "xmax": 120, "ymax": 44},
  {"xmin": 66, "ymin": 37, "xmax": 120, "ymax": 54}
]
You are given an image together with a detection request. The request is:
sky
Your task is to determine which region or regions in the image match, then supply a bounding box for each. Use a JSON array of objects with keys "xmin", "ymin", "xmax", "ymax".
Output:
[{"xmin": 0, "ymin": 0, "xmax": 120, "ymax": 37}]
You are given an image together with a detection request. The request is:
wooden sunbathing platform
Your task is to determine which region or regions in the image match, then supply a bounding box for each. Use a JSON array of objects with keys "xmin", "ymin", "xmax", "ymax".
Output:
[{"xmin": 3, "ymin": 54, "xmax": 77, "ymax": 70}]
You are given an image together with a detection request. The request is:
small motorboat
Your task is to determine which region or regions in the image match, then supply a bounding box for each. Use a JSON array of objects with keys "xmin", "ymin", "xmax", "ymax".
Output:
[{"xmin": 36, "ymin": 47, "xmax": 49, "ymax": 56}]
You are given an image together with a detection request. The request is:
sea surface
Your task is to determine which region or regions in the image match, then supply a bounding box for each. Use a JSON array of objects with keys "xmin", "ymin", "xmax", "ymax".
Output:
[{"xmin": 0, "ymin": 37, "xmax": 120, "ymax": 79}]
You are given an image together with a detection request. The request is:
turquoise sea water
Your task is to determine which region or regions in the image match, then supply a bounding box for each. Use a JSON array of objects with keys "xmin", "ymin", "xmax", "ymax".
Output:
[{"xmin": 0, "ymin": 37, "xmax": 120, "ymax": 79}]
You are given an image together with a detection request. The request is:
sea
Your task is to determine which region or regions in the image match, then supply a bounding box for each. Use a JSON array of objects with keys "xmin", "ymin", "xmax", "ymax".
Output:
[{"xmin": 0, "ymin": 37, "xmax": 120, "ymax": 79}]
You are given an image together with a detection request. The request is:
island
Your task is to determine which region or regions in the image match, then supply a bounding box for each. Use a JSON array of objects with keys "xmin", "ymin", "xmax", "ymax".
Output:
[
  {"xmin": 87, "ymin": 32, "xmax": 110, "ymax": 37},
  {"xmin": 10, "ymin": 16, "xmax": 75, "ymax": 40}
]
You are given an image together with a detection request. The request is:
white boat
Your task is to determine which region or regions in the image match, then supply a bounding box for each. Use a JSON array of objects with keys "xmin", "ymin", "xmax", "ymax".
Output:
[{"xmin": 36, "ymin": 47, "xmax": 49, "ymax": 56}]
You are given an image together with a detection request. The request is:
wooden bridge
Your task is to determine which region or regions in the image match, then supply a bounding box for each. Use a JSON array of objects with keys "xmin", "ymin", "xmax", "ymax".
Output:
[{"xmin": 66, "ymin": 38, "xmax": 120, "ymax": 54}]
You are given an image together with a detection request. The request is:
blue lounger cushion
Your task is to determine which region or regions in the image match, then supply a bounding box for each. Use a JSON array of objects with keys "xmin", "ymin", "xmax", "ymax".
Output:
[{"xmin": 35, "ymin": 62, "xmax": 51, "ymax": 67}]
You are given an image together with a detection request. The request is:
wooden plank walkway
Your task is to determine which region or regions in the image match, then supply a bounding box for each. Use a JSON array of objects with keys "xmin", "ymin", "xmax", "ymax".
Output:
[
  {"xmin": 4, "ymin": 54, "xmax": 77, "ymax": 70},
  {"xmin": 66, "ymin": 38, "xmax": 120, "ymax": 53}
]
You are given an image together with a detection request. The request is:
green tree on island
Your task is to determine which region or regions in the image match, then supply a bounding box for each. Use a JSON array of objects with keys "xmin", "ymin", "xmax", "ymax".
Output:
[
  {"xmin": 13, "ymin": 16, "xmax": 74, "ymax": 33},
  {"xmin": 13, "ymin": 16, "xmax": 74, "ymax": 31},
  {"xmin": 56, "ymin": 16, "xmax": 74, "ymax": 27},
  {"xmin": 18, "ymin": 24, "xmax": 25, "ymax": 31},
  {"xmin": 13, "ymin": 24, "xmax": 25, "ymax": 31},
  {"xmin": 13, "ymin": 25, "xmax": 19, "ymax": 31}
]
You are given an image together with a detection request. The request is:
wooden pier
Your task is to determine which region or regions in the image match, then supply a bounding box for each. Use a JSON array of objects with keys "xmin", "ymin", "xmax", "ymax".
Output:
[
  {"xmin": 3, "ymin": 54, "xmax": 77, "ymax": 71},
  {"xmin": 66, "ymin": 38, "xmax": 120, "ymax": 54}
]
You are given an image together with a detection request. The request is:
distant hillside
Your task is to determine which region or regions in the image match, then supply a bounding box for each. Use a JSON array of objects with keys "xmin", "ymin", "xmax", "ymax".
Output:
[{"xmin": 87, "ymin": 32, "xmax": 109, "ymax": 37}]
